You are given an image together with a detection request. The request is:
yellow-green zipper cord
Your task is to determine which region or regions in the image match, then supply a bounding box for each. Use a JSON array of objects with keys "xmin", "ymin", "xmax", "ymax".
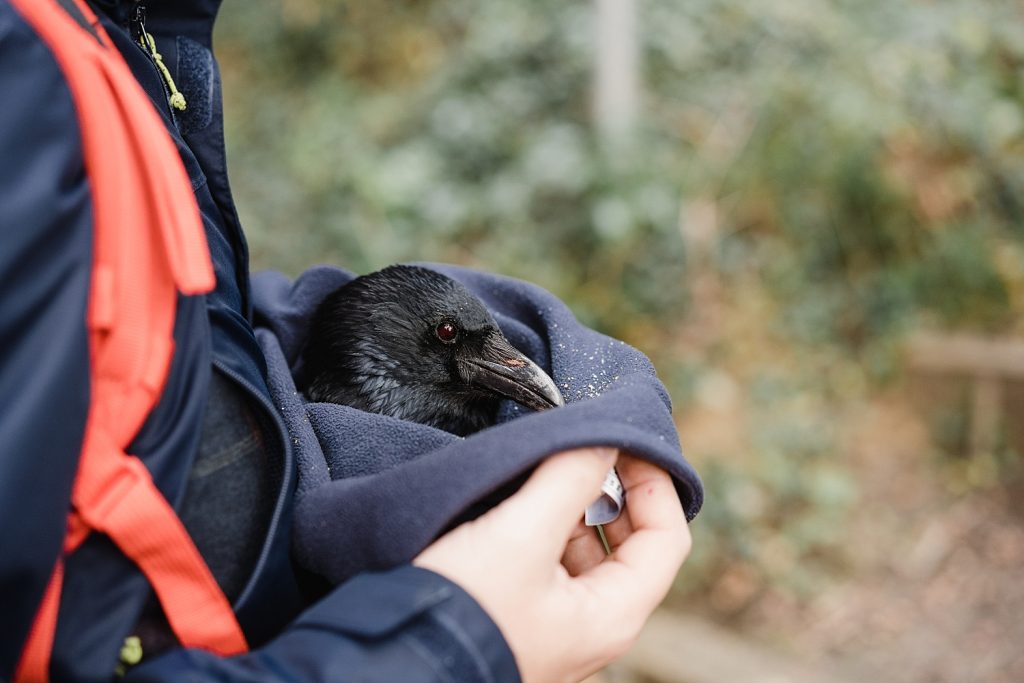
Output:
[
  {"xmin": 114, "ymin": 635, "xmax": 143, "ymax": 678},
  {"xmin": 138, "ymin": 32, "xmax": 187, "ymax": 112}
]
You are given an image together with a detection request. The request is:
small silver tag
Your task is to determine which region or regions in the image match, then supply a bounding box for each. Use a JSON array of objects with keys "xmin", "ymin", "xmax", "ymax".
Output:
[{"xmin": 585, "ymin": 467, "xmax": 625, "ymax": 526}]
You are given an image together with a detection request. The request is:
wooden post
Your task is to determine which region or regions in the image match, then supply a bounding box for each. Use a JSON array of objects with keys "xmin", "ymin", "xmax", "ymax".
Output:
[
  {"xmin": 969, "ymin": 375, "xmax": 1002, "ymax": 458},
  {"xmin": 594, "ymin": 0, "xmax": 639, "ymax": 146}
]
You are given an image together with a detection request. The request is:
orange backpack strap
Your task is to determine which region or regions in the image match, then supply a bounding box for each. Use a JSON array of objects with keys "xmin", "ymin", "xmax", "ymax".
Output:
[{"xmin": 11, "ymin": 0, "xmax": 247, "ymax": 680}]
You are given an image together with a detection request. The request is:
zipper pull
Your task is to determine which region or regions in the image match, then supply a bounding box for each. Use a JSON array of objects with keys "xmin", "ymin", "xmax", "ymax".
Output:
[
  {"xmin": 129, "ymin": 3, "xmax": 146, "ymax": 44},
  {"xmin": 130, "ymin": 3, "xmax": 187, "ymax": 112}
]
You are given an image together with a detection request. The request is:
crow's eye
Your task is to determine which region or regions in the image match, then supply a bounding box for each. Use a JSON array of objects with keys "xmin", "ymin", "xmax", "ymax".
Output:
[{"xmin": 435, "ymin": 321, "xmax": 459, "ymax": 344}]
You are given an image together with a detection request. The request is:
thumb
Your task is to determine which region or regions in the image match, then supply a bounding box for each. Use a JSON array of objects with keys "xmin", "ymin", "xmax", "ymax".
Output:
[{"xmin": 498, "ymin": 447, "xmax": 618, "ymax": 550}]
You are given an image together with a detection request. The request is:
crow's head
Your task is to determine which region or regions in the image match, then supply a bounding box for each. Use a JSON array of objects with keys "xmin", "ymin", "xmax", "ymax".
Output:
[{"xmin": 303, "ymin": 265, "xmax": 563, "ymax": 436}]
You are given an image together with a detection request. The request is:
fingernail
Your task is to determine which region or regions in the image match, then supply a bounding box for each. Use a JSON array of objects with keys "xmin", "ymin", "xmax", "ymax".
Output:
[{"xmin": 594, "ymin": 447, "xmax": 617, "ymax": 465}]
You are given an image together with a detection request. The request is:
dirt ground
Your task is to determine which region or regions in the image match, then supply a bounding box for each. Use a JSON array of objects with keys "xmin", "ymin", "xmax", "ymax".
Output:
[{"xmin": 684, "ymin": 391, "xmax": 1024, "ymax": 683}]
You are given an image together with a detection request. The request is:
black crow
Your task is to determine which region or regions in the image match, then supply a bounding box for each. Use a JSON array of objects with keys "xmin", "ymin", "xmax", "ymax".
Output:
[{"xmin": 302, "ymin": 265, "xmax": 564, "ymax": 436}]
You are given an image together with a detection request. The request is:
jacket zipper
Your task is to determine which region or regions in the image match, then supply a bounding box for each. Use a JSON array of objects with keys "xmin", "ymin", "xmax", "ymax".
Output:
[
  {"xmin": 128, "ymin": 1, "xmax": 146, "ymax": 43},
  {"xmin": 128, "ymin": 2, "xmax": 180, "ymax": 126},
  {"xmin": 210, "ymin": 358, "xmax": 295, "ymax": 609}
]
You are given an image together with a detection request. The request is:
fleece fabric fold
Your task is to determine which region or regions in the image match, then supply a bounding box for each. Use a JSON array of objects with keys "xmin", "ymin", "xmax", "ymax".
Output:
[{"xmin": 253, "ymin": 263, "xmax": 703, "ymax": 584}]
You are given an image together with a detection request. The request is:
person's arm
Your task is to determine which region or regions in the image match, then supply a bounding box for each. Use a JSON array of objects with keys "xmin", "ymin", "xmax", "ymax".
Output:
[
  {"xmin": 0, "ymin": 8, "xmax": 689, "ymax": 680},
  {"xmin": 0, "ymin": 10, "xmax": 508, "ymax": 681},
  {"xmin": 128, "ymin": 449, "xmax": 688, "ymax": 683},
  {"xmin": 0, "ymin": 6, "xmax": 94, "ymax": 676}
]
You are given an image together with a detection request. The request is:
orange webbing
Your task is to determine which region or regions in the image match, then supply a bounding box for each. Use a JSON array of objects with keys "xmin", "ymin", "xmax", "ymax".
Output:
[
  {"xmin": 11, "ymin": 0, "xmax": 246, "ymax": 680},
  {"xmin": 74, "ymin": 431, "xmax": 250, "ymax": 655}
]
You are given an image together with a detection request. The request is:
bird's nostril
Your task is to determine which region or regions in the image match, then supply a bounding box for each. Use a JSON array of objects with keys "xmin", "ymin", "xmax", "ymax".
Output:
[{"xmin": 503, "ymin": 357, "xmax": 527, "ymax": 368}]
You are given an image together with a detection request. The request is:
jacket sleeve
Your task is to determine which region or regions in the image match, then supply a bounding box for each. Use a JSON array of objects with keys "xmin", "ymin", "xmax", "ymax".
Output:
[
  {"xmin": 125, "ymin": 565, "xmax": 520, "ymax": 683},
  {"xmin": 0, "ymin": 4, "xmax": 94, "ymax": 678}
]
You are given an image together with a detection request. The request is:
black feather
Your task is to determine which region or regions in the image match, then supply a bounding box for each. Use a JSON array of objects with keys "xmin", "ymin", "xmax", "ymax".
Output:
[{"xmin": 303, "ymin": 265, "xmax": 559, "ymax": 436}]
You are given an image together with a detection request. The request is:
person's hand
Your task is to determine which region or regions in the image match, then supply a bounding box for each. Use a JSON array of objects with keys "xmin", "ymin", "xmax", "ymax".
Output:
[{"xmin": 414, "ymin": 448, "xmax": 691, "ymax": 683}]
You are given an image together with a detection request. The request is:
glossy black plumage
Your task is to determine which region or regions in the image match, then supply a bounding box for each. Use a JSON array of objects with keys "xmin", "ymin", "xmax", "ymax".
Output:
[{"xmin": 302, "ymin": 265, "xmax": 563, "ymax": 436}]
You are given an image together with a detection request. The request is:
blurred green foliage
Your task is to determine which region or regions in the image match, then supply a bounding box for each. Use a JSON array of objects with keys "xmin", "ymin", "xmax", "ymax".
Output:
[{"xmin": 215, "ymin": 0, "xmax": 1024, "ymax": 606}]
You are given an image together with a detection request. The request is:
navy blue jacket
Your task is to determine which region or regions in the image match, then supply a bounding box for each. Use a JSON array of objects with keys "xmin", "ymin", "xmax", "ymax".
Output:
[{"xmin": 0, "ymin": 1, "xmax": 701, "ymax": 681}]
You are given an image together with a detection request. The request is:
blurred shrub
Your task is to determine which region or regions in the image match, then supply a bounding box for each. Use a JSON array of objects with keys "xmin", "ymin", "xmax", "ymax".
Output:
[
  {"xmin": 215, "ymin": 0, "xmax": 1024, "ymax": 606},
  {"xmin": 217, "ymin": 0, "xmax": 1024, "ymax": 339}
]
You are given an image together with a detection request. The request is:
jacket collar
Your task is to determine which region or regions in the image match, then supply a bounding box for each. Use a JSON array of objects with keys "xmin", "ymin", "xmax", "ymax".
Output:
[{"xmin": 90, "ymin": 0, "xmax": 223, "ymax": 47}]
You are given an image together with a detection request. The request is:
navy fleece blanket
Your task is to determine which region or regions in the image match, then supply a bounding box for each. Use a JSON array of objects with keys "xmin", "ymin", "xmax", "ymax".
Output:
[{"xmin": 253, "ymin": 263, "xmax": 703, "ymax": 584}]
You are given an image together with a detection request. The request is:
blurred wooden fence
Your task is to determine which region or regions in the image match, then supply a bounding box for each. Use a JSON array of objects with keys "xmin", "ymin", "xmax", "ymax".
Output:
[{"xmin": 907, "ymin": 333, "xmax": 1024, "ymax": 458}]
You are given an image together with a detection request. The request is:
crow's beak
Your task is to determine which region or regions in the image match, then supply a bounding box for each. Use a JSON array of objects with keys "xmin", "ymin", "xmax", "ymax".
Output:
[{"xmin": 459, "ymin": 333, "xmax": 564, "ymax": 412}]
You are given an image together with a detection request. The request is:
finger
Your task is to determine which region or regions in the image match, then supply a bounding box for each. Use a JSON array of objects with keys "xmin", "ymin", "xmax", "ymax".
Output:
[
  {"xmin": 498, "ymin": 447, "xmax": 618, "ymax": 554},
  {"xmin": 614, "ymin": 456, "xmax": 688, "ymax": 537},
  {"xmin": 561, "ymin": 520, "xmax": 608, "ymax": 576},
  {"xmin": 577, "ymin": 457, "xmax": 690, "ymax": 614}
]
